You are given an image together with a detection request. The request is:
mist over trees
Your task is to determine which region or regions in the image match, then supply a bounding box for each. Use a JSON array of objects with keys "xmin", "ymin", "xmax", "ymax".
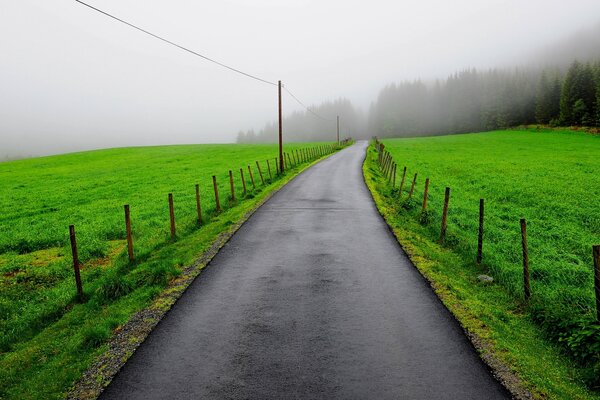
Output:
[
  {"xmin": 237, "ymin": 25, "xmax": 600, "ymax": 144},
  {"xmin": 240, "ymin": 59, "xmax": 600, "ymax": 144},
  {"xmin": 368, "ymin": 60, "xmax": 600, "ymax": 139},
  {"xmin": 368, "ymin": 68, "xmax": 537, "ymax": 138},
  {"xmin": 236, "ymin": 98, "xmax": 364, "ymax": 143}
]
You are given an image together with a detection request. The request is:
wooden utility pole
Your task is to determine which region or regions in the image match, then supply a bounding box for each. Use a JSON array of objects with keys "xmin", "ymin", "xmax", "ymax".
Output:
[
  {"xmin": 337, "ymin": 115, "xmax": 340, "ymax": 145},
  {"xmin": 278, "ymin": 80, "xmax": 284, "ymax": 173}
]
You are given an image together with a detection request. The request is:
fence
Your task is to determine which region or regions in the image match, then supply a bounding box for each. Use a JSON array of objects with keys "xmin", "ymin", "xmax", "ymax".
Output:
[
  {"xmin": 67, "ymin": 143, "xmax": 345, "ymax": 299},
  {"xmin": 373, "ymin": 138, "xmax": 600, "ymax": 323}
]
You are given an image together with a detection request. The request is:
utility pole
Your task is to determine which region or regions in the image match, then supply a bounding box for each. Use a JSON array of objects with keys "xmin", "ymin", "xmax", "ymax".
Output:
[
  {"xmin": 278, "ymin": 80, "xmax": 284, "ymax": 172},
  {"xmin": 337, "ymin": 115, "xmax": 340, "ymax": 145}
]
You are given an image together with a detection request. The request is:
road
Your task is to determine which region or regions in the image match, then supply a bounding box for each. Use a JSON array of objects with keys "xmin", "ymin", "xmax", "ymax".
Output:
[{"xmin": 100, "ymin": 141, "xmax": 509, "ymax": 399}]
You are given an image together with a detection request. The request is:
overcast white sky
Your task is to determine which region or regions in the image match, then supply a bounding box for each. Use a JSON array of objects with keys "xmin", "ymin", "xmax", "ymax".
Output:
[{"xmin": 1, "ymin": 0, "xmax": 600, "ymax": 158}]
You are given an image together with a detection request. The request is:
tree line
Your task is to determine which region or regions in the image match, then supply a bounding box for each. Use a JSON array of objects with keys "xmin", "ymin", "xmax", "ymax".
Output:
[
  {"xmin": 236, "ymin": 98, "xmax": 364, "ymax": 144},
  {"xmin": 368, "ymin": 60, "xmax": 600, "ymax": 138},
  {"xmin": 238, "ymin": 59, "xmax": 600, "ymax": 143}
]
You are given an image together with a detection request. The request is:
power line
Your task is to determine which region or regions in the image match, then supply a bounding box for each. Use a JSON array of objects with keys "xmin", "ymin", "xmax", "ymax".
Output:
[
  {"xmin": 75, "ymin": 1, "xmax": 349, "ymax": 133},
  {"xmin": 75, "ymin": 0, "xmax": 277, "ymax": 86},
  {"xmin": 283, "ymin": 85, "xmax": 333, "ymax": 122}
]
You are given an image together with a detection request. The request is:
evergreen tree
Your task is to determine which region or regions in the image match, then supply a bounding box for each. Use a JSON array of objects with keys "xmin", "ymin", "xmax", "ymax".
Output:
[
  {"xmin": 536, "ymin": 72, "xmax": 552, "ymax": 123},
  {"xmin": 560, "ymin": 61, "xmax": 596, "ymax": 125},
  {"xmin": 536, "ymin": 71, "xmax": 562, "ymax": 124},
  {"xmin": 549, "ymin": 76, "xmax": 562, "ymax": 125}
]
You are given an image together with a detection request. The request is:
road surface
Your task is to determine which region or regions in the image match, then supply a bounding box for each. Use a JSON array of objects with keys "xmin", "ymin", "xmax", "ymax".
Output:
[{"xmin": 100, "ymin": 141, "xmax": 509, "ymax": 399}]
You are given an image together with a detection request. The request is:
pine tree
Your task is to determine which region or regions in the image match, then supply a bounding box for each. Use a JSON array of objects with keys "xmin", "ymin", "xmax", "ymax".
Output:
[
  {"xmin": 560, "ymin": 61, "xmax": 596, "ymax": 125},
  {"xmin": 549, "ymin": 76, "xmax": 562, "ymax": 125},
  {"xmin": 536, "ymin": 71, "xmax": 552, "ymax": 123}
]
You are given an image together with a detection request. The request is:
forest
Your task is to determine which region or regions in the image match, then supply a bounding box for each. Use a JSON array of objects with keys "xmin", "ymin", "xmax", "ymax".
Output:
[
  {"xmin": 238, "ymin": 60, "xmax": 600, "ymax": 142},
  {"xmin": 367, "ymin": 60, "xmax": 600, "ymax": 138}
]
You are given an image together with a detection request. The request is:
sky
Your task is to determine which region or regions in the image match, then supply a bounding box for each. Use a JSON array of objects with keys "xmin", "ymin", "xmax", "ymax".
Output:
[{"xmin": 1, "ymin": 0, "xmax": 600, "ymax": 159}]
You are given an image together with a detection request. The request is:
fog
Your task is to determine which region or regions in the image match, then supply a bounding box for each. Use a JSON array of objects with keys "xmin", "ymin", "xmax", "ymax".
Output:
[{"xmin": 1, "ymin": 0, "xmax": 600, "ymax": 160}]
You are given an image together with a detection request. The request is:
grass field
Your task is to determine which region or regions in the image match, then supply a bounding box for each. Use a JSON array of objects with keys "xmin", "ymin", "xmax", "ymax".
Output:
[
  {"xmin": 368, "ymin": 128, "xmax": 600, "ymax": 395},
  {"xmin": 0, "ymin": 142, "xmax": 334, "ymax": 399}
]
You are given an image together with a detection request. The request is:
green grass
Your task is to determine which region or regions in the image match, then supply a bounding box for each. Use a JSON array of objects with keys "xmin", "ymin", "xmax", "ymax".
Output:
[
  {"xmin": 0, "ymin": 142, "xmax": 336, "ymax": 399},
  {"xmin": 365, "ymin": 127, "xmax": 600, "ymax": 397}
]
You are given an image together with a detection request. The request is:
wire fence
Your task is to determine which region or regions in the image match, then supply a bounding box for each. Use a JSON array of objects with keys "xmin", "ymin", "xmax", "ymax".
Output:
[
  {"xmin": 372, "ymin": 138, "xmax": 600, "ymax": 324},
  {"xmin": 66, "ymin": 143, "xmax": 343, "ymax": 298}
]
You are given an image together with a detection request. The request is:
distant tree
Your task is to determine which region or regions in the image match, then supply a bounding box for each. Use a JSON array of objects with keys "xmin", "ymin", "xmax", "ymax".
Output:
[
  {"xmin": 560, "ymin": 61, "xmax": 596, "ymax": 125},
  {"xmin": 549, "ymin": 76, "xmax": 562, "ymax": 126},
  {"xmin": 536, "ymin": 72, "xmax": 552, "ymax": 123},
  {"xmin": 536, "ymin": 71, "xmax": 561, "ymax": 124},
  {"xmin": 236, "ymin": 130, "xmax": 246, "ymax": 143}
]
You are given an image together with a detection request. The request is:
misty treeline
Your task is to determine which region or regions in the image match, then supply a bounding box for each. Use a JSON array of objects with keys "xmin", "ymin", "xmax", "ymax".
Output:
[
  {"xmin": 236, "ymin": 98, "xmax": 364, "ymax": 144},
  {"xmin": 239, "ymin": 60, "xmax": 600, "ymax": 143},
  {"xmin": 369, "ymin": 60, "xmax": 600, "ymax": 137}
]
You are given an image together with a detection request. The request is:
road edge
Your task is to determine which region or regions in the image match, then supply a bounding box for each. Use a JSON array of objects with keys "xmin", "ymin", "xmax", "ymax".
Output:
[
  {"xmin": 361, "ymin": 144, "xmax": 533, "ymax": 400},
  {"xmin": 67, "ymin": 152, "xmax": 338, "ymax": 400}
]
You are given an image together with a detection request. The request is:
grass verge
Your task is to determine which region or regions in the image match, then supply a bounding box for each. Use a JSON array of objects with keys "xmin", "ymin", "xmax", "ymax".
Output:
[
  {"xmin": 363, "ymin": 144, "xmax": 599, "ymax": 400},
  {"xmin": 0, "ymin": 143, "xmax": 341, "ymax": 400}
]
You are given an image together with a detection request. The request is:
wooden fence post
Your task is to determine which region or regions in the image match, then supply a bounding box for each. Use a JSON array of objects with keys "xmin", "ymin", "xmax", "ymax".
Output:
[
  {"xmin": 248, "ymin": 165, "xmax": 256, "ymax": 189},
  {"xmin": 195, "ymin": 184, "xmax": 203, "ymax": 225},
  {"xmin": 392, "ymin": 163, "xmax": 397, "ymax": 187},
  {"xmin": 421, "ymin": 178, "xmax": 430, "ymax": 211},
  {"xmin": 383, "ymin": 151, "xmax": 389, "ymax": 176},
  {"xmin": 69, "ymin": 225, "xmax": 84, "ymax": 300},
  {"xmin": 399, "ymin": 166, "xmax": 407, "ymax": 197},
  {"xmin": 124, "ymin": 204, "xmax": 134, "ymax": 262},
  {"xmin": 382, "ymin": 153, "xmax": 389, "ymax": 175},
  {"xmin": 168, "ymin": 193, "xmax": 176, "ymax": 239},
  {"xmin": 520, "ymin": 219, "xmax": 531, "ymax": 301},
  {"xmin": 266, "ymin": 159, "xmax": 273, "ymax": 181},
  {"xmin": 240, "ymin": 168, "xmax": 247, "ymax": 197},
  {"xmin": 386, "ymin": 159, "xmax": 392, "ymax": 180},
  {"xmin": 275, "ymin": 158, "xmax": 280, "ymax": 175},
  {"xmin": 212, "ymin": 175, "xmax": 221, "ymax": 212},
  {"xmin": 256, "ymin": 161, "xmax": 265, "ymax": 185},
  {"xmin": 439, "ymin": 187, "xmax": 450, "ymax": 243},
  {"xmin": 477, "ymin": 199, "xmax": 484, "ymax": 265},
  {"xmin": 292, "ymin": 150, "xmax": 297, "ymax": 165},
  {"xmin": 408, "ymin": 173, "xmax": 418, "ymax": 199},
  {"xmin": 594, "ymin": 245, "xmax": 600, "ymax": 322},
  {"xmin": 229, "ymin": 170, "xmax": 236, "ymax": 201}
]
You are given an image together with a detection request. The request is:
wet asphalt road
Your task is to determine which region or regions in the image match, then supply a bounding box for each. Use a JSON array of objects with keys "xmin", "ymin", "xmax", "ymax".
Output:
[{"xmin": 100, "ymin": 141, "xmax": 509, "ymax": 399}]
